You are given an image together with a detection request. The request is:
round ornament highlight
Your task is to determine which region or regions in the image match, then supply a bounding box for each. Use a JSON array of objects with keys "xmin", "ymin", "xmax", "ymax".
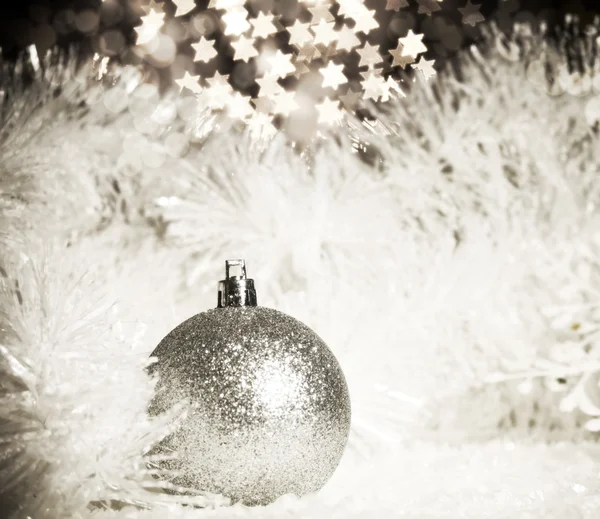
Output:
[{"xmin": 148, "ymin": 259, "xmax": 351, "ymax": 505}]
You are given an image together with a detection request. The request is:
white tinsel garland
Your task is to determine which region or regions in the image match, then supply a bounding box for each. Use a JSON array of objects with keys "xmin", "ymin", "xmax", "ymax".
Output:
[{"xmin": 2, "ymin": 21, "xmax": 600, "ymax": 517}]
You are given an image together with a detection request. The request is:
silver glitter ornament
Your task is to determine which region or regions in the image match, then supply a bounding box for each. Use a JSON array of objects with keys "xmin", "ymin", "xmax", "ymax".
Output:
[{"xmin": 148, "ymin": 260, "xmax": 351, "ymax": 506}]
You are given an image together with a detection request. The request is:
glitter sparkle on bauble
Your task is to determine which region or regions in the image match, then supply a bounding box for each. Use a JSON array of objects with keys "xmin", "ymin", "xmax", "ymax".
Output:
[{"xmin": 147, "ymin": 259, "xmax": 351, "ymax": 506}]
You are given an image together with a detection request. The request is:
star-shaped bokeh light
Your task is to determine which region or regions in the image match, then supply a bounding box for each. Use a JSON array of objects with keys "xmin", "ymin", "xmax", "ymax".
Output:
[
  {"xmin": 173, "ymin": 0, "xmax": 196, "ymax": 17},
  {"xmin": 222, "ymin": 7, "xmax": 250, "ymax": 36},
  {"xmin": 353, "ymin": 10, "xmax": 379, "ymax": 35},
  {"xmin": 320, "ymin": 62, "xmax": 348, "ymax": 89},
  {"xmin": 134, "ymin": 8, "xmax": 165, "ymax": 45},
  {"xmin": 417, "ymin": 0, "xmax": 443, "ymax": 16},
  {"xmin": 192, "ymin": 37, "xmax": 217, "ymax": 62},
  {"xmin": 175, "ymin": 71, "xmax": 202, "ymax": 93},
  {"xmin": 386, "ymin": 0, "xmax": 409, "ymax": 11},
  {"xmin": 251, "ymin": 12, "xmax": 278, "ymax": 39},
  {"xmin": 311, "ymin": 21, "xmax": 338, "ymax": 46},
  {"xmin": 398, "ymin": 29, "xmax": 428, "ymax": 59},
  {"xmin": 414, "ymin": 56, "xmax": 437, "ymax": 81},
  {"xmin": 232, "ymin": 36, "xmax": 258, "ymax": 62},
  {"xmin": 389, "ymin": 42, "xmax": 415, "ymax": 69},
  {"xmin": 132, "ymin": 0, "xmax": 453, "ymax": 136},
  {"xmin": 288, "ymin": 21, "xmax": 313, "ymax": 46},
  {"xmin": 459, "ymin": 1, "xmax": 485, "ymax": 27},
  {"xmin": 308, "ymin": 4, "xmax": 335, "ymax": 23},
  {"xmin": 316, "ymin": 97, "xmax": 344, "ymax": 125},
  {"xmin": 268, "ymin": 50, "xmax": 296, "ymax": 78},
  {"xmin": 357, "ymin": 42, "xmax": 383, "ymax": 69}
]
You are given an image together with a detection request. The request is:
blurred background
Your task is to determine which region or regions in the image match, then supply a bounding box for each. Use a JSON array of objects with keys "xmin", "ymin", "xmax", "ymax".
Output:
[{"xmin": 1, "ymin": 0, "xmax": 599, "ymax": 68}]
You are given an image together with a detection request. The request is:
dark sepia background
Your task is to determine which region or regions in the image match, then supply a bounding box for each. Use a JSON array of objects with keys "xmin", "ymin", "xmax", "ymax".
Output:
[
  {"xmin": 0, "ymin": 0, "xmax": 599, "ymax": 91},
  {"xmin": 1, "ymin": 1, "xmax": 599, "ymax": 57}
]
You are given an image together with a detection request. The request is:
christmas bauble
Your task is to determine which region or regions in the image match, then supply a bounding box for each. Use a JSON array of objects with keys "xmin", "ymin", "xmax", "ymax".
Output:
[{"xmin": 148, "ymin": 260, "xmax": 351, "ymax": 506}]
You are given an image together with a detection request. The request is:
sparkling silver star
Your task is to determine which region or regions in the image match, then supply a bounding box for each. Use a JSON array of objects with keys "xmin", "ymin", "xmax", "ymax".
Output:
[
  {"xmin": 337, "ymin": 0, "xmax": 364, "ymax": 19},
  {"xmin": 308, "ymin": 5, "xmax": 334, "ymax": 23},
  {"xmin": 337, "ymin": 26, "xmax": 361, "ymax": 51},
  {"xmin": 413, "ymin": 56, "xmax": 436, "ymax": 81},
  {"xmin": 191, "ymin": 36, "xmax": 217, "ymax": 62},
  {"xmin": 251, "ymin": 11, "xmax": 278, "ymax": 39},
  {"xmin": 361, "ymin": 72, "xmax": 386, "ymax": 101},
  {"xmin": 417, "ymin": 0, "xmax": 442, "ymax": 15},
  {"xmin": 231, "ymin": 36, "xmax": 258, "ymax": 62},
  {"xmin": 398, "ymin": 30, "xmax": 427, "ymax": 58},
  {"xmin": 458, "ymin": 1, "xmax": 485, "ymax": 26},
  {"xmin": 175, "ymin": 71, "xmax": 202, "ymax": 94},
  {"xmin": 356, "ymin": 42, "xmax": 382, "ymax": 68},
  {"xmin": 316, "ymin": 97, "xmax": 343, "ymax": 125},
  {"xmin": 320, "ymin": 62, "xmax": 347, "ymax": 89},
  {"xmin": 353, "ymin": 10, "xmax": 378, "ymax": 34},
  {"xmin": 311, "ymin": 21, "xmax": 338, "ymax": 46},
  {"xmin": 256, "ymin": 75, "xmax": 282, "ymax": 97},
  {"xmin": 385, "ymin": 0, "xmax": 409, "ymax": 11},
  {"xmin": 389, "ymin": 42, "xmax": 415, "ymax": 69},
  {"xmin": 222, "ymin": 7, "xmax": 250, "ymax": 36},
  {"xmin": 267, "ymin": 50, "xmax": 296, "ymax": 78},
  {"xmin": 172, "ymin": 0, "xmax": 196, "ymax": 17},
  {"xmin": 205, "ymin": 72, "xmax": 233, "ymax": 109},
  {"xmin": 135, "ymin": 8, "xmax": 165, "ymax": 45},
  {"xmin": 287, "ymin": 20, "xmax": 313, "ymax": 46}
]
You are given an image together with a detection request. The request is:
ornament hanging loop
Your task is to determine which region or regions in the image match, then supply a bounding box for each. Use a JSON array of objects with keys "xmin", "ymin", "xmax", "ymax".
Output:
[{"xmin": 217, "ymin": 259, "xmax": 257, "ymax": 308}]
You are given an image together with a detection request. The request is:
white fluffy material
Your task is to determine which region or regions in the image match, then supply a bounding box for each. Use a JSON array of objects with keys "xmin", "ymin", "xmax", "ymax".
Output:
[
  {"xmin": 2, "ymin": 23, "xmax": 600, "ymax": 517},
  {"xmin": 97, "ymin": 442, "xmax": 600, "ymax": 519}
]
